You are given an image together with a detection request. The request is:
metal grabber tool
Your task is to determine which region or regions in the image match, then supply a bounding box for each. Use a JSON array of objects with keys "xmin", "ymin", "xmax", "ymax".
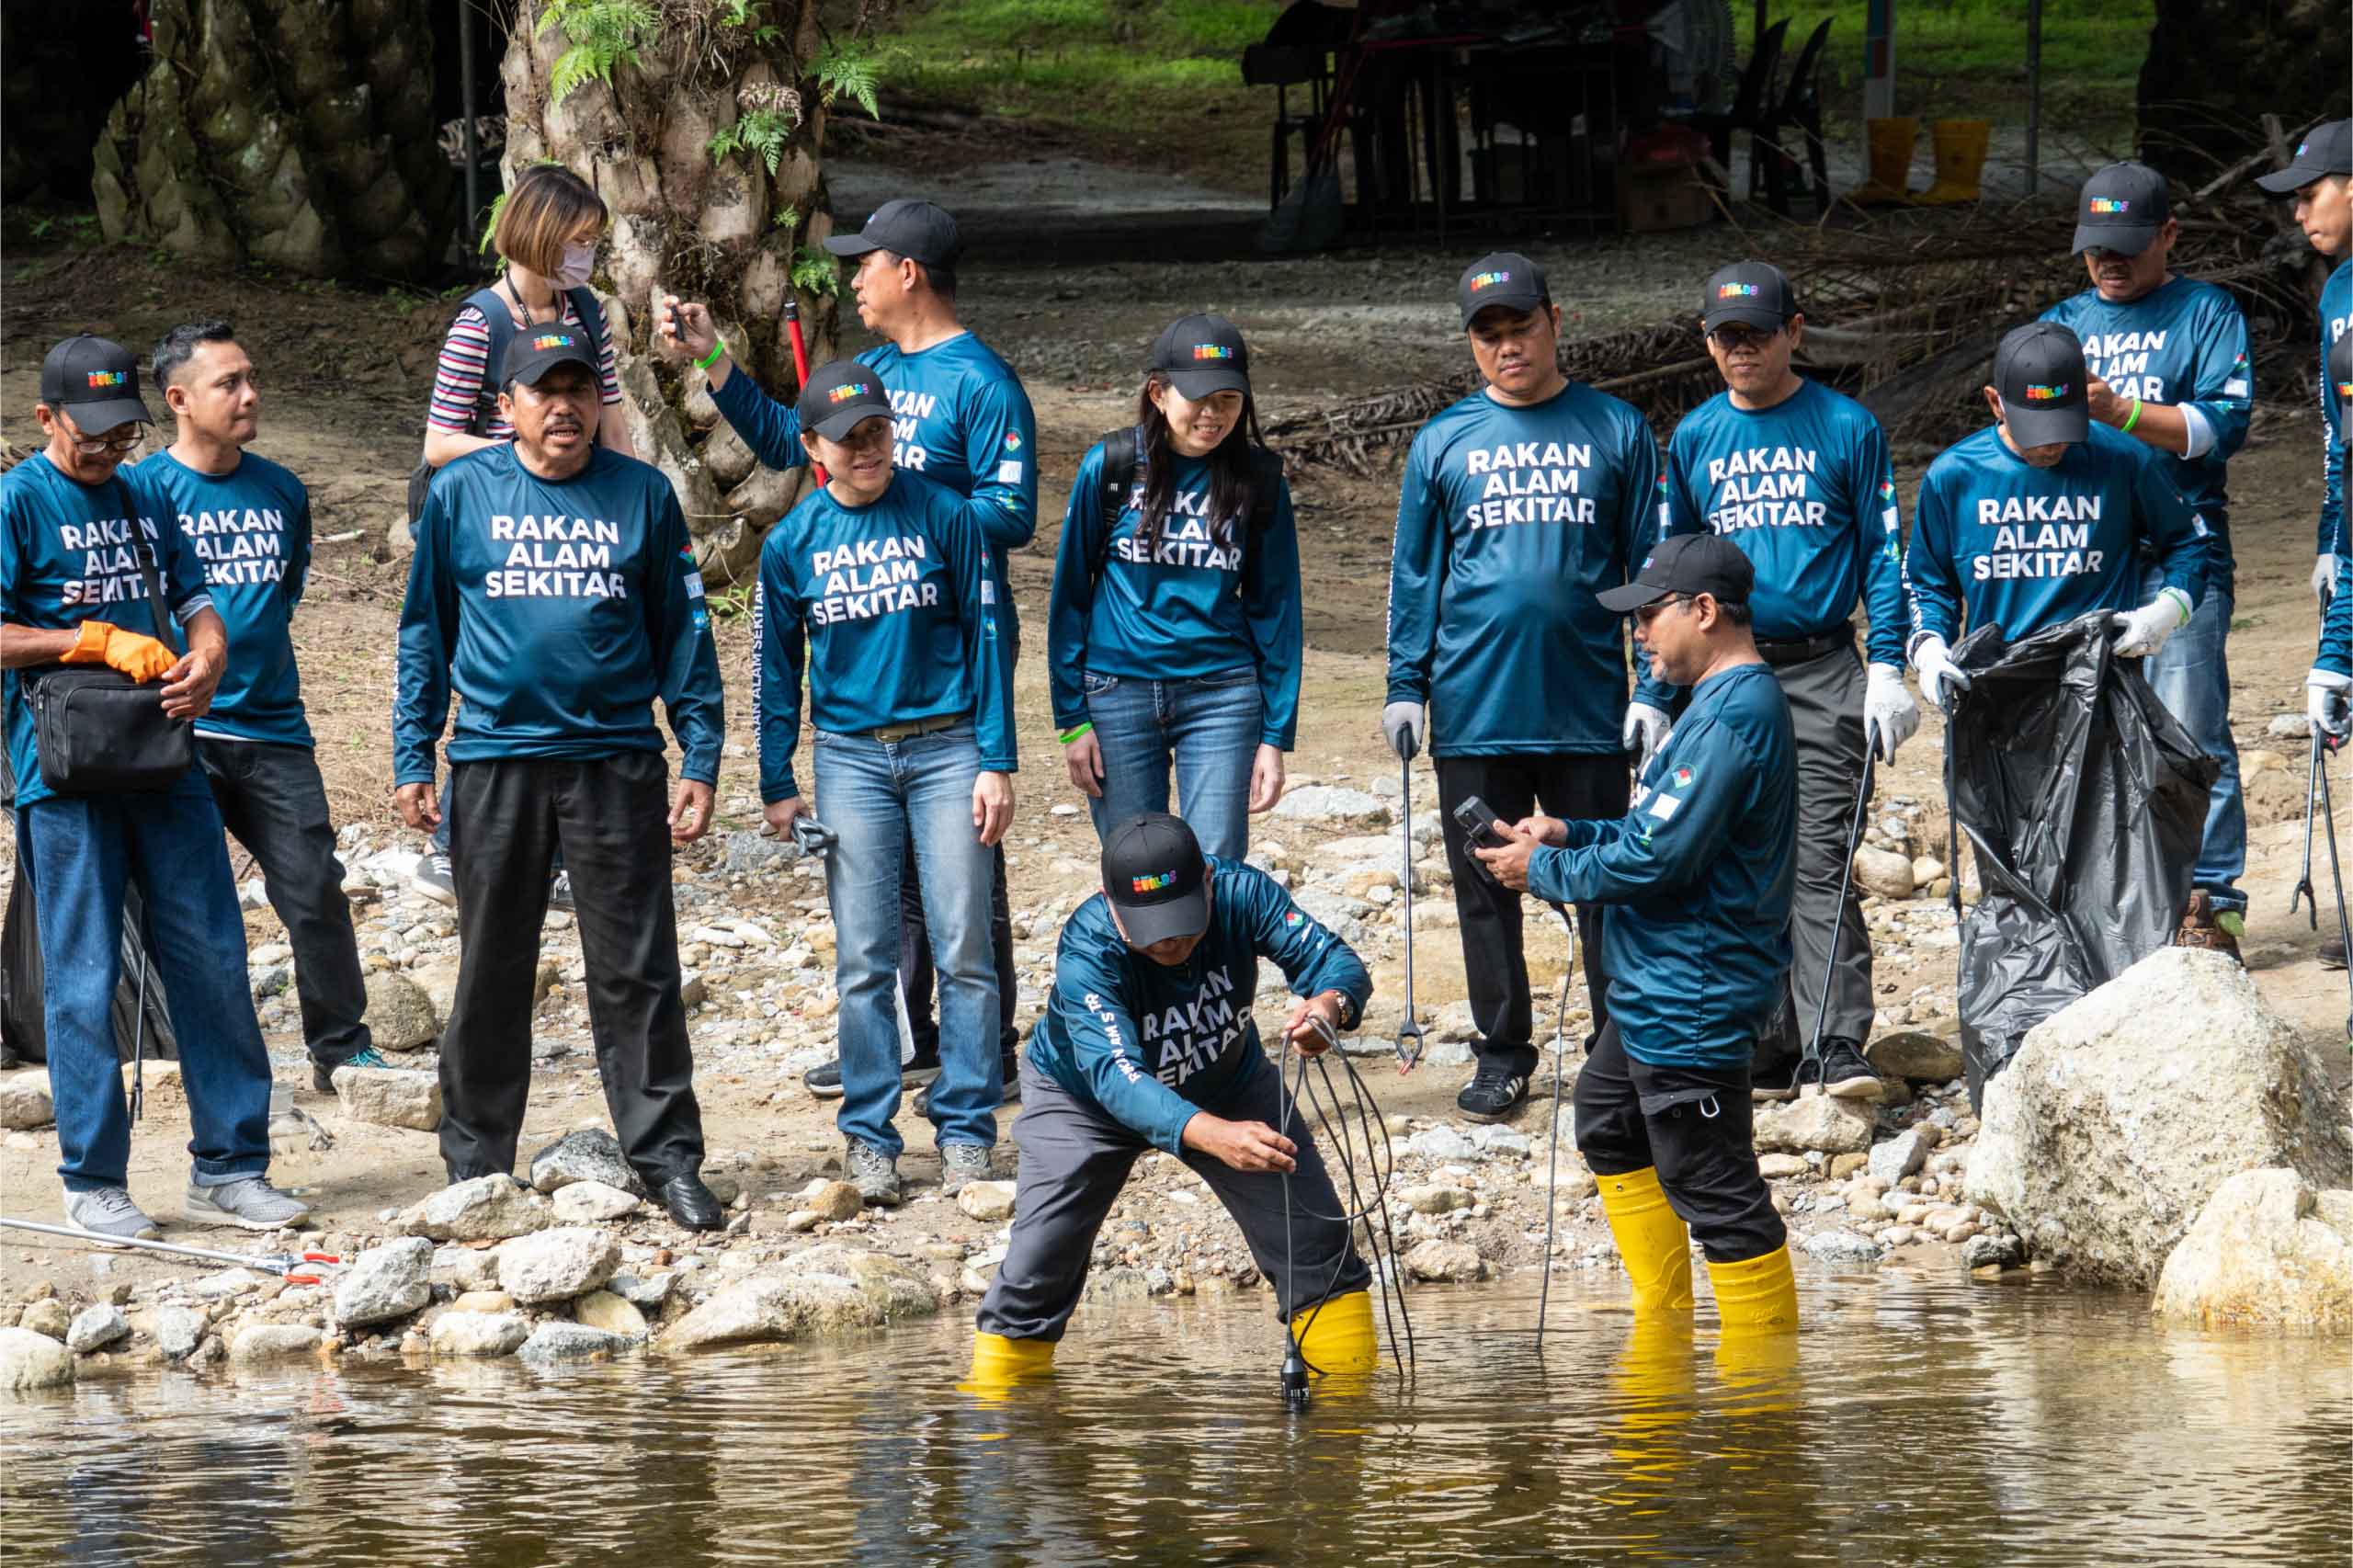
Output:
[
  {"xmin": 1393, "ymin": 746, "xmax": 1425, "ymax": 1073},
  {"xmin": 1800, "ymin": 741, "xmax": 1879, "ymax": 1089},
  {"xmin": 2299, "ymin": 724, "xmax": 2353, "ymax": 1044},
  {"xmin": 0, "ymin": 1217, "xmax": 342, "ymax": 1284}
]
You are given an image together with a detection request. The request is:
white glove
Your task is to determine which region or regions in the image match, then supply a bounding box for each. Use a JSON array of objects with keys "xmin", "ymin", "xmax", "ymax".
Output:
[
  {"xmin": 1911, "ymin": 635, "xmax": 1972, "ymax": 712},
  {"xmin": 2315, "ymin": 553, "xmax": 2340, "ymax": 609},
  {"xmin": 1381, "ymin": 700, "xmax": 1425, "ymax": 761},
  {"xmin": 1863, "ymin": 662, "xmax": 1921, "ymax": 763},
  {"xmin": 2311, "ymin": 667, "xmax": 2351, "ymax": 738},
  {"xmin": 2110, "ymin": 588, "xmax": 2192, "ymax": 658},
  {"xmin": 1622, "ymin": 702, "xmax": 1673, "ymax": 772}
]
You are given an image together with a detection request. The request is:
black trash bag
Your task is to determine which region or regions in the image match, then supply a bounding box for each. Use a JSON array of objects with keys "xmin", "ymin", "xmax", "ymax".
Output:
[{"xmin": 1942, "ymin": 611, "xmax": 2217, "ymax": 1110}]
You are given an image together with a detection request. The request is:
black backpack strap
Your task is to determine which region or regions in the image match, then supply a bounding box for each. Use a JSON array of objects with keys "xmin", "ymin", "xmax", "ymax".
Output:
[
  {"xmin": 563, "ymin": 285, "xmax": 609, "ymax": 375},
  {"xmin": 114, "ymin": 476, "xmax": 180, "ymax": 651},
  {"xmin": 458, "ymin": 284, "xmax": 516, "ymax": 436},
  {"xmin": 1095, "ymin": 426, "xmax": 1140, "ymax": 579}
]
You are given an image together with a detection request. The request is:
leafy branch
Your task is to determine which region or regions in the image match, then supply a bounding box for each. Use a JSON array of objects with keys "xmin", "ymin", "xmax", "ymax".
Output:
[
  {"xmin": 791, "ymin": 246, "xmax": 842, "ymax": 296},
  {"xmin": 539, "ymin": 0, "xmax": 660, "ymax": 104},
  {"xmin": 814, "ymin": 42, "xmax": 882, "ymax": 119}
]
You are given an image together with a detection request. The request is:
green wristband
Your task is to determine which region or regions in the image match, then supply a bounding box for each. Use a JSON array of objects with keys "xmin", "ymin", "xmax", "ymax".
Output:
[
  {"xmin": 1057, "ymin": 722, "xmax": 1093, "ymax": 745},
  {"xmin": 2120, "ymin": 397, "xmax": 2142, "ymax": 434},
  {"xmin": 693, "ymin": 335, "xmax": 728, "ymax": 371}
]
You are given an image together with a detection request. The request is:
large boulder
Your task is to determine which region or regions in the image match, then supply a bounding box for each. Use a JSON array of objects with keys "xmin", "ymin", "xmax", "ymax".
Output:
[
  {"xmin": 333, "ymin": 1238, "xmax": 434, "ymax": 1327},
  {"xmin": 65, "ymin": 1305, "xmax": 131, "ymax": 1354},
  {"xmin": 1965, "ymin": 948, "xmax": 2352, "ymax": 1286},
  {"xmin": 661, "ymin": 1245, "xmax": 939, "ymax": 1350},
  {"xmin": 331, "ymin": 1066, "xmax": 442, "ymax": 1132},
  {"xmin": 529, "ymin": 1129, "xmax": 646, "ymax": 1197},
  {"xmin": 363, "ymin": 971, "xmax": 440, "ymax": 1051},
  {"xmin": 395, "ymin": 1176, "xmax": 551, "ymax": 1243},
  {"xmin": 428, "ymin": 1311, "xmax": 530, "ymax": 1357},
  {"xmin": 0, "ymin": 1072, "xmax": 54, "ymax": 1131},
  {"xmin": 2153, "ymin": 1169, "xmax": 2353, "ymax": 1330},
  {"xmin": 494, "ymin": 1227, "xmax": 620, "ymax": 1305},
  {"xmin": 1753, "ymin": 1094, "xmax": 1875, "ymax": 1155},
  {"xmin": 0, "ymin": 1326, "xmax": 74, "ymax": 1390}
]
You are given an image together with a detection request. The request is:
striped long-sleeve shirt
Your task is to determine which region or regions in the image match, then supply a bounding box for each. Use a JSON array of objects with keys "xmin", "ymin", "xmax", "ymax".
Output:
[{"xmin": 427, "ymin": 295, "xmax": 621, "ymax": 437}]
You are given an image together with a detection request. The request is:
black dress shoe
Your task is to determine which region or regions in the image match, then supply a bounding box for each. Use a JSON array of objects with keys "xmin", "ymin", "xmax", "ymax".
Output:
[{"xmin": 657, "ymin": 1173, "xmax": 726, "ymax": 1232}]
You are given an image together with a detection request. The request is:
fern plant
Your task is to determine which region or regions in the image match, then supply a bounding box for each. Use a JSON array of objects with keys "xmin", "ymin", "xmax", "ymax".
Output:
[
  {"xmin": 539, "ymin": 0, "xmax": 660, "ymax": 103},
  {"xmin": 708, "ymin": 108, "xmax": 797, "ymax": 176},
  {"xmin": 791, "ymin": 245, "xmax": 842, "ymax": 296},
  {"xmin": 813, "ymin": 42, "xmax": 882, "ymax": 119}
]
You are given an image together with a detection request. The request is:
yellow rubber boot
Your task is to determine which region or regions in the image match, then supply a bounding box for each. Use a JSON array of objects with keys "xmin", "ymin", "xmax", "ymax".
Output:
[
  {"xmin": 1597, "ymin": 1167, "xmax": 1696, "ymax": 1312},
  {"xmin": 1847, "ymin": 117, "xmax": 1917, "ymax": 206},
  {"xmin": 1914, "ymin": 119, "xmax": 1990, "ymax": 205},
  {"xmin": 962, "ymin": 1331, "xmax": 1053, "ymax": 1398},
  {"xmin": 1707, "ymin": 1244, "xmax": 1798, "ymax": 1332},
  {"xmin": 1291, "ymin": 1288, "xmax": 1380, "ymax": 1375}
]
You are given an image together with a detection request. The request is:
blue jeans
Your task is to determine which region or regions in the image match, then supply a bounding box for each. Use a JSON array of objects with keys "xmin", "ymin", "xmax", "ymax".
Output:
[
  {"xmin": 20, "ymin": 773, "xmax": 273, "ymax": 1191},
  {"xmin": 2142, "ymin": 571, "xmax": 2245, "ymax": 915},
  {"xmin": 813, "ymin": 722, "xmax": 1001, "ymax": 1159},
  {"xmin": 1081, "ymin": 667, "xmax": 1262, "ymax": 859}
]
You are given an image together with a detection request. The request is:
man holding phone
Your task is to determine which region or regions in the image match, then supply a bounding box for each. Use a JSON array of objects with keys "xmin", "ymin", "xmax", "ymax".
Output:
[{"xmin": 1476, "ymin": 535, "xmax": 1799, "ymax": 1335}]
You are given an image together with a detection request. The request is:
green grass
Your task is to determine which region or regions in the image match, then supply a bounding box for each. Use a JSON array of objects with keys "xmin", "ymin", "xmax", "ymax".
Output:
[{"xmin": 1747, "ymin": 0, "xmax": 2154, "ymax": 124}]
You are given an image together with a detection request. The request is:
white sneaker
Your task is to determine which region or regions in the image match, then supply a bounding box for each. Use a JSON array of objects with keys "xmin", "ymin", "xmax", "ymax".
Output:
[
  {"xmin": 185, "ymin": 1176, "xmax": 312, "ymax": 1232},
  {"xmin": 63, "ymin": 1185, "xmax": 161, "ymax": 1244}
]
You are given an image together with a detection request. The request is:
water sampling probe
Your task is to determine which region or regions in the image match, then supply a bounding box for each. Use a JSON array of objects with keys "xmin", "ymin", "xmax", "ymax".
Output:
[
  {"xmin": 1392, "ymin": 741, "xmax": 1425, "ymax": 1074},
  {"xmin": 0, "ymin": 1217, "xmax": 341, "ymax": 1284}
]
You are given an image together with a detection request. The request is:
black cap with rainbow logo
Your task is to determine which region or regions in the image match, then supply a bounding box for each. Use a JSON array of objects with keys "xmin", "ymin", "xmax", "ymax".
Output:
[
  {"xmin": 1458, "ymin": 251, "xmax": 1549, "ymax": 326},
  {"xmin": 1102, "ymin": 811, "xmax": 1211, "ymax": 948},
  {"xmin": 39, "ymin": 334, "xmax": 151, "ymax": 430},
  {"xmin": 1992, "ymin": 321, "xmax": 2091, "ymax": 449},
  {"xmin": 1147, "ymin": 312, "xmax": 1252, "ymax": 400}
]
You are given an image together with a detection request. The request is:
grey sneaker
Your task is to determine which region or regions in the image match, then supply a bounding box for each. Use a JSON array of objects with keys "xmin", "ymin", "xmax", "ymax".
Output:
[
  {"xmin": 185, "ymin": 1176, "xmax": 312, "ymax": 1232},
  {"xmin": 844, "ymin": 1139, "xmax": 903, "ymax": 1208},
  {"xmin": 63, "ymin": 1185, "xmax": 161, "ymax": 1244},
  {"xmin": 548, "ymin": 870, "xmax": 575, "ymax": 914},
  {"xmin": 941, "ymin": 1143, "xmax": 995, "ymax": 1196},
  {"xmin": 413, "ymin": 852, "xmax": 456, "ymax": 907}
]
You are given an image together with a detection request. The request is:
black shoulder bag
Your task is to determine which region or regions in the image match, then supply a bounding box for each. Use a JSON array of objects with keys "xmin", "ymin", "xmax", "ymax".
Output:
[{"xmin": 23, "ymin": 485, "xmax": 195, "ymax": 795}]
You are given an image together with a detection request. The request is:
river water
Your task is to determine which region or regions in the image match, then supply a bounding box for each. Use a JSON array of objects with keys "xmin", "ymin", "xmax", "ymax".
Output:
[{"xmin": 4, "ymin": 1272, "xmax": 2346, "ymax": 1566}]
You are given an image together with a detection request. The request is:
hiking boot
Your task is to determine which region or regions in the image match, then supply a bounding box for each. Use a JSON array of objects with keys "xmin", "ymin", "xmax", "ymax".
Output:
[
  {"xmin": 1815, "ymin": 1039, "xmax": 1884, "ymax": 1101},
  {"xmin": 412, "ymin": 852, "xmax": 456, "ymax": 907},
  {"xmin": 312, "ymin": 1044, "xmax": 390, "ymax": 1094},
  {"xmin": 912, "ymin": 1050, "xmax": 1021, "ymax": 1119},
  {"xmin": 1749, "ymin": 1054, "xmax": 1800, "ymax": 1103},
  {"xmin": 548, "ymin": 871, "xmax": 575, "ymax": 915},
  {"xmin": 63, "ymin": 1185, "xmax": 161, "ymax": 1244},
  {"xmin": 941, "ymin": 1142, "xmax": 995, "ymax": 1196},
  {"xmin": 184, "ymin": 1176, "xmax": 312, "ymax": 1232},
  {"xmin": 2325, "ymin": 937, "xmax": 2347, "ymax": 971},
  {"xmin": 1456, "ymin": 1057, "xmax": 1530, "ymax": 1123},
  {"xmin": 2172, "ymin": 891, "xmax": 2243, "ymax": 965},
  {"xmin": 806, "ymin": 1048, "xmax": 941, "ymax": 1102},
  {"xmin": 845, "ymin": 1139, "xmax": 903, "ymax": 1208}
]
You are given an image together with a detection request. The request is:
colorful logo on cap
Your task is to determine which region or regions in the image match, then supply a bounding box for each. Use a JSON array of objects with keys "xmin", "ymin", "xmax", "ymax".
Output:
[
  {"xmin": 1191, "ymin": 344, "xmax": 1234, "ymax": 361},
  {"xmin": 2087, "ymin": 197, "xmax": 2130, "ymax": 214},
  {"xmin": 2024, "ymin": 382, "xmax": 2069, "ymax": 402},
  {"xmin": 1002, "ymin": 432, "xmax": 1021, "ymax": 451},
  {"xmin": 530, "ymin": 333, "xmax": 575, "ymax": 350},
  {"xmin": 1716, "ymin": 281, "xmax": 1760, "ymax": 299},
  {"xmin": 85, "ymin": 369, "xmax": 127, "ymax": 389},
  {"xmin": 827, "ymin": 381, "xmax": 870, "ymax": 403},
  {"xmin": 1131, "ymin": 869, "xmax": 1177, "ymax": 894},
  {"xmin": 2339, "ymin": 380, "xmax": 2353, "ymax": 401},
  {"xmin": 2298, "ymin": 140, "xmax": 2312, "ymax": 156},
  {"xmin": 1468, "ymin": 270, "xmax": 1511, "ymax": 291}
]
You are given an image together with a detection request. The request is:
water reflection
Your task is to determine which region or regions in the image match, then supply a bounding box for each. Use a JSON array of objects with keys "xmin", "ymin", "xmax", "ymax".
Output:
[{"xmin": 4, "ymin": 1274, "xmax": 2346, "ymax": 1566}]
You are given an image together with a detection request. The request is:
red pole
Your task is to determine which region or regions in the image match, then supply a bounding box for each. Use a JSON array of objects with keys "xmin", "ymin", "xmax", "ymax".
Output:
[{"xmin": 783, "ymin": 298, "xmax": 826, "ymax": 483}]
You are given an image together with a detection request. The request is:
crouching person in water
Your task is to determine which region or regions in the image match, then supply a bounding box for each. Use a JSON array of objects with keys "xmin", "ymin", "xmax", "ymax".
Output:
[
  {"xmin": 970, "ymin": 812, "xmax": 1378, "ymax": 1386},
  {"xmin": 1478, "ymin": 535, "xmax": 1799, "ymax": 1334}
]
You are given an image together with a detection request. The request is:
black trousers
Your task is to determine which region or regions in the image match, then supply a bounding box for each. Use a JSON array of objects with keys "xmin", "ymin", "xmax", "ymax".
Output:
[
  {"xmin": 1574, "ymin": 1020, "xmax": 1784, "ymax": 1263},
  {"xmin": 900, "ymin": 839, "xmax": 1019, "ymax": 1057},
  {"xmin": 197, "ymin": 739, "xmax": 371, "ymax": 1066},
  {"xmin": 440, "ymin": 752, "xmax": 704, "ymax": 1185},
  {"xmin": 1435, "ymin": 751, "xmax": 1627, "ymax": 1074}
]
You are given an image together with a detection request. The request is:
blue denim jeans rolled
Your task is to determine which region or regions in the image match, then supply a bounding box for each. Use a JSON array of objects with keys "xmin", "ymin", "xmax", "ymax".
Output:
[
  {"xmin": 2140, "ymin": 566, "xmax": 2244, "ymax": 915},
  {"xmin": 1081, "ymin": 667, "xmax": 1262, "ymax": 859},
  {"xmin": 812, "ymin": 722, "xmax": 1001, "ymax": 1158},
  {"xmin": 20, "ymin": 773, "xmax": 272, "ymax": 1191}
]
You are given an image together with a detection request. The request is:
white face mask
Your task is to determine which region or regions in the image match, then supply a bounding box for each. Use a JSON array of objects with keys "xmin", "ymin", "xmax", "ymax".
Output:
[{"xmin": 554, "ymin": 240, "xmax": 596, "ymax": 289}]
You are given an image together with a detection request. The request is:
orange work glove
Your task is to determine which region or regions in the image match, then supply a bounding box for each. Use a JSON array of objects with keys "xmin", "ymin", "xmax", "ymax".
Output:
[{"xmin": 60, "ymin": 620, "xmax": 176, "ymax": 684}]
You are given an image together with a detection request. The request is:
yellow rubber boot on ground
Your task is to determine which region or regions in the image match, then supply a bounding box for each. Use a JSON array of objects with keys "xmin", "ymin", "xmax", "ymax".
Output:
[
  {"xmin": 1597, "ymin": 1167, "xmax": 1696, "ymax": 1312},
  {"xmin": 1291, "ymin": 1288, "xmax": 1380, "ymax": 1375},
  {"xmin": 1707, "ymin": 1244, "xmax": 1798, "ymax": 1333},
  {"xmin": 1914, "ymin": 119, "xmax": 1990, "ymax": 205},
  {"xmin": 963, "ymin": 1331, "xmax": 1053, "ymax": 1397},
  {"xmin": 1847, "ymin": 117, "xmax": 1917, "ymax": 206}
]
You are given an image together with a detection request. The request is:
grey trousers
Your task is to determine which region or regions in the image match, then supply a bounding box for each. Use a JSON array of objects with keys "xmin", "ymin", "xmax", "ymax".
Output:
[
  {"xmin": 975, "ymin": 1055, "xmax": 1370, "ymax": 1342},
  {"xmin": 1755, "ymin": 642, "xmax": 1873, "ymax": 1074}
]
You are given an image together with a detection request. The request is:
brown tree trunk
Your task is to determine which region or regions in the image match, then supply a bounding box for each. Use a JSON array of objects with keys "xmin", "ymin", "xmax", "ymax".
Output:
[
  {"xmin": 2136, "ymin": 0, "xmax": 2352, "ymax": 184},
  {"xmin": 500, "ymin": 3, "xmax": 848, "ymax": 582}
]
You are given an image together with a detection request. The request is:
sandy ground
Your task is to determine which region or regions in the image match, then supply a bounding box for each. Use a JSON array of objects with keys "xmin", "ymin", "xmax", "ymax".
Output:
[{"xmin": 1, "ymin": 170, "xmax": 2348, "ymax": 1305}]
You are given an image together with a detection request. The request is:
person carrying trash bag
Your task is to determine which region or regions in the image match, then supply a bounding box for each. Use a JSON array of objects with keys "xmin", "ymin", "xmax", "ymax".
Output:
[
  {"xmin": 1384, "ymin": 251, "xmax": 1668, "ymax": 1125},
  {"xmin": 969, "ymin": 812, "xmax": 1377, "ymax": 1390},
  {"xmin": 1904, "ymin": 321, "xmax": 2215, "ymax": 1101},
  {"xmin": 1474, "ymin": 534, "xmax": 1798, "ymax": 1335},
  {"xmin": 1657, "ymin": 261, "xmax": 1918, "ymax": 1105},
  {"xmin": 755, "ymin": 360, "xmax": 1017, "ymax": 1210},
  {"xmin": 1046, "ymin": 312, "xmax": 1302, "ymax": 859}
]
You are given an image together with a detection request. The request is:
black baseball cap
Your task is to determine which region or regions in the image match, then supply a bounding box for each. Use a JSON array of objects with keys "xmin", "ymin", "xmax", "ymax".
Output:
[
  {"xmin": 1701, "ymin": 261, "xmax": 1798, "ymax": 334},
  {"xmin": 503, "ymin": 325, "xmax": 599, "ymax": 389},
  {"xmin": 2072, "ymin": 162, "xmax": 2170, "ymax": 256},
  {"xmin": 1102, "ymin": 812, "xmax": 1210, "ymax": 948},
  {"xmin": 796, "ymin": 359, "xmax": 892, "ymax": 441},
  {"xmin": 1991, "ymin": 321, "xmax": 2091, "ymax": 448},
  {"xmin": 824, "ymin": 198, "xmax": 963, "ymax": 274},
  {"xmin": 2331, "ymin": 328, "xmax": 2352, "ymax": 440},
  {"xmin": 1147, "ymin": 313, "xmax": 1251, "ymax": 399},
  {"xmin": 1458, "ymin": 252, "xmax": 1550, "ymax": 326},
  {"xmin": 1597, "ymin": 532, "xmax": 1755, "ymax": 613},
  {"xmin": 39, "ymin": 335, "xmax": 151, "ymax": 430},
  {"xmin": 2256, "ymin": 119, "xmax": 2353, "ymax": 194}
]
